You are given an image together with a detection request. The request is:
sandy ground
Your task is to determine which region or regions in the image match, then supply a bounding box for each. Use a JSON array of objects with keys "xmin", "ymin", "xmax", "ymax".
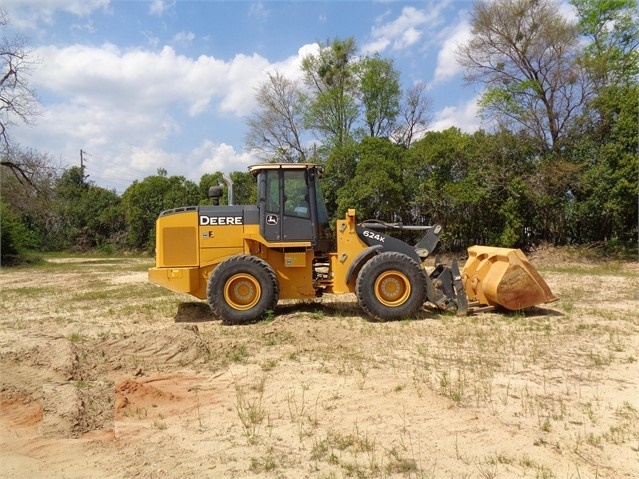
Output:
[{"xmin": 0, "ymin": 252, "xmax": 637, "ymax": 479}]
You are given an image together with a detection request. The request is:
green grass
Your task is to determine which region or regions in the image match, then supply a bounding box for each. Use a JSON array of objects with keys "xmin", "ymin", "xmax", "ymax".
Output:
[
  {"xmin": 2, "ymin": 253, "xmax": 153, "ymax": 273},
  {"xmin": 1, "ymin": 285, "xmax": 54, "ymax": 298},
  {"xmin": 69, "ymin": 283, "xmax": 170, "ymax": 303},
  {"xmin": 540, "ymin": 262, "xmax": 638, "ymax": 277}
]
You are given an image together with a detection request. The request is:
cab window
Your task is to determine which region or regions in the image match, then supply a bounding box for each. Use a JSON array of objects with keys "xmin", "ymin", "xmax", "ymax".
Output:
[
  {"xmin": 283, "ymin": 170, "xmax": 310, "ymax": 219},
  {"xmin": 265, "ymin": 170, "xmax": 280, "ymax": 213}
]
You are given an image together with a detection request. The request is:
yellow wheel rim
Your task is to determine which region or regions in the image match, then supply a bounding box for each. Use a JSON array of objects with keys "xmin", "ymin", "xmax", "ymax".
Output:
[
  {"xmin": 374, "ymin": 270, "xmax": 411, "ymax": 307},
  {"xmin": 224, "ymin": 273, "xmax": 261, "ymax": 310}
]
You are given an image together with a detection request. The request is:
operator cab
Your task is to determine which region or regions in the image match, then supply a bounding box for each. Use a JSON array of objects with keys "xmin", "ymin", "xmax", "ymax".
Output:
[{"xmin": 250, "ymin": 163, "xmax": 332, "ymax": 252}]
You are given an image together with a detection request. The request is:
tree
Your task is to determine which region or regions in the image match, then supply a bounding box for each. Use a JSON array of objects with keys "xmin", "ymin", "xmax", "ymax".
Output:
[
  {"xmin": 358, "ymin": 55, "xmax": 401, "ymax": 138},
  {"xmin": 390, "ymin": 82, "xmax": 432, "ymax": 148},
  {"xmin": 245, "ymin": 71, "xmax": 309, "ymax": 162},
  {"xmin": 301, "ymin": 37, "xmax": 360, "ymax": 149},
  {"xmin": 0, "ymin": 147, "xmax": 61, "ymax": 252},
  {"xmin": 566, "ymin": 0, "xmax": 639, "ymax": 243},
  {"xmin": 572, "ymin": 0, "xmax": 639, "ymax": 90},
  {"xmin": 51, "ymin": 166, "xmax": 125, "ymax": 251},
  {"xmin": 322, "ymin": 141, "xmax": 359, "ymax": 221},
  {"xmin": 336, "ymin": 138, "xmax": 408, "ymax": 222},
  {"xmin": 248, "ymin": 38, "xmax": 409, "ymax": 160},
  {"xmin": 1, "ymin": 198, "xmax": 23, "ymax": 263},
  {"xmin": 0, "ymin": 9, "xmax": 40, "ymax": 186},
  {"xmin": 227, "ymin": 170, "xmax": 257, "ymax": 206},
  {"xmin": 121, "ymin": 171, "xmax": 200, "ymax": 250},
  {"xmin": 198, "ymin": 172, "xmax": 225, "ymax": 203},
  {"xmin": 198, "ymin": 170, "xmax": 256, "ymax": 206},
  {"xmin": 404, "ymin": 128, "xmax": 543, "ymax": 249},
  {"xmin": 457, "ymin": 0, "xmax": 588, "ymax": 153},
  {"xmin": 406, "ymin": 128, "xmax": 484, "ymax": 247}
]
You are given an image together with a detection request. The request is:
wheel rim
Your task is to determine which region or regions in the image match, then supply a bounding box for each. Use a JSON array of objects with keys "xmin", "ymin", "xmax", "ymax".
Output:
[
  {"xmin": 224, "ymin": 273, "xmax": 261, "ymax": 310},
  {"xmin": 374, "ymin": 270, "xmax": 411, "ymax": 307}
]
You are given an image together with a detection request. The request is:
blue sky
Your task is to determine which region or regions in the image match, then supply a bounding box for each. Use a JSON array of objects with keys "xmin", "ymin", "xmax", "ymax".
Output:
[{"xmin": 4, "ymin": 0, "xmax": 492, "ymax": 192}]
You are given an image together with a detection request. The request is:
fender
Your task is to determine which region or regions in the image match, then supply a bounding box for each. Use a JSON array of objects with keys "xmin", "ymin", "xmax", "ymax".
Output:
[
  {"xmin": 355, "ymin": 225, "xmax": 421, "ymax": 263},
  {"xmin": 345, "ymin": 245, "xmax": 383, "ymax": 285}
]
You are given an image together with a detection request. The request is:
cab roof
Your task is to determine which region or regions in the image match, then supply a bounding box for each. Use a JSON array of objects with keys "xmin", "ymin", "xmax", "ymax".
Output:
[{"xmin": 248, "ymin": 163, "xmax": 321, "ymax": 176}]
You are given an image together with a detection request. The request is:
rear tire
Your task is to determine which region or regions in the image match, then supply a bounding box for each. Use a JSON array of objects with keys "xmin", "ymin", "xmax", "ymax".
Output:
[
  {"xmin": 356, "ymin": 252, "xmax": 426, "ymax": 321},
  {"xmin": 208, "ymin": 255, "xmax": 279, "ymax": 324}
]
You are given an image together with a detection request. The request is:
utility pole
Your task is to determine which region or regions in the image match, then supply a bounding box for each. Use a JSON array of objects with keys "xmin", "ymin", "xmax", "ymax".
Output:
[{"xmin": 80, "ymin": 149, "xmax": 90, "ymax": 185}]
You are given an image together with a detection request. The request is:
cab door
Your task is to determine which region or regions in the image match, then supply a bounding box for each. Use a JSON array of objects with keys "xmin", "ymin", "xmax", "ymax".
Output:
[
  {"xmin": 259, "ymin": 169, "xmax": 313, "ymax": 243},
  {"xmin": 281, "ymin": 169, "xmax": 312, "ymax": 241}
]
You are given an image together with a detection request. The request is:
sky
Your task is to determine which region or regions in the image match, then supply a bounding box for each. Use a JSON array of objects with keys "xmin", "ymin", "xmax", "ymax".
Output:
[{"xmin": 3, "ymin": 0, "xmax": 515, "ymax": 192}]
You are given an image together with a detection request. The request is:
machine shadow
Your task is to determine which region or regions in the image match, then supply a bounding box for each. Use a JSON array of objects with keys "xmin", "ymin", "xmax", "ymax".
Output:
[
  {"xmin": 172, "ymin": 300, "xmax": 563, "ymax": 325},
  {"xmin": 173, "ymin": 300, "xmax": 445, "ymax": 324},
  {"xmin": 174, "ymin": 302, "xmax": 218, "ymax": 323}
]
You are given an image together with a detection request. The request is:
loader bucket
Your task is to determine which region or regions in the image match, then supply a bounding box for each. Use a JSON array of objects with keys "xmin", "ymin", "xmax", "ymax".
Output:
[{"xmin": 461, "ymin": 246, "xmax": 558, "ymax": 311}]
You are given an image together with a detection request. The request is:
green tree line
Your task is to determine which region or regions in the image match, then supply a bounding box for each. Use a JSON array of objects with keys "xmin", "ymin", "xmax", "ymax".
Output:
[{"xmin": 2, "ymin": 0, "xmax": 637, "ymax": 265}]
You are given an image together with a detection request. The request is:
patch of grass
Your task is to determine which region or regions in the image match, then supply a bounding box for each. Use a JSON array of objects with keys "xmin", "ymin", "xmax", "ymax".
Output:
[
  {"xmin": 226, "ymin": 344, "xmax": 250, "ymax": 363},
  {"xmin": 249, "ymin": 451, "xmax": 278, "ymax": 473},
  {"xmin": 542, "ymin": 261, "xmax": 637, "ymax": 277},
  {"xmin": 70, "ymin": 283, "xmax": 168, "ymax": 303},
  {"xmin": 587, "ymin": 350, "xmax": 612, "ymax": 368},
  {"xmin": 310, "ymin": 309, "xmax": 325, "ymax": 320},
  {"xmin": 260, "ymin": 310, "xmax": 276, "ymax": 323},
  {"xmin": 153, "ymin": 419, "xmax": 168, "ymax": 430},
  {"xmin": 234, "ymin": 375, "xmax": 267, "ymax": 445},
  {"xmin": 260, "ymin": 358, "xmax": 279, "ymax": 371},
  {"xmin": 311, "ymin": 426, "xmax": 435, "ymax": 479},
  {"xmin": 286, "ymin": 381, "xmax": 321, "ymax": 441},
  {"xmin": 261, "ymin": 330, "xmax": 294, "ymax": 346},
  {"xmin": 68, "ymin": 332, "xmax": 84, "ymax": 342},
  {"xmin": 2, "ymin": 286, "xmax": 54, "ymax": 299},
  {"xmin": 385, "ymin": 446, "xmax": 418, "ymax": 474}
]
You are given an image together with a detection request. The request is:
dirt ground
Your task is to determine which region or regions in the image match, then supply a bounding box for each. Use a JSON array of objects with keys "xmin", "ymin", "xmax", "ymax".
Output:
[{"xmin": 0, "ymin": 251, "xmax": 637, "ymax": 479}]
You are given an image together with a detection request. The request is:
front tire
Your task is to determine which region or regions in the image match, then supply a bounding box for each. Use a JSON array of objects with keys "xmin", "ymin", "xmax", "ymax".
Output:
[
  {"xmin": 208, "ymin": 255, "xmax": 279, "ymax": 324},
  {"xmin": 356, "ymin": 252, "xmax": 426, "ymax": 321}
]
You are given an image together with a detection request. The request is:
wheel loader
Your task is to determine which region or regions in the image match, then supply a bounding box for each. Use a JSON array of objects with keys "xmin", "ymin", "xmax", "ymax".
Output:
[{"xmin": 148, "ymin": 163, "xmax": 557, "ymax": 323}]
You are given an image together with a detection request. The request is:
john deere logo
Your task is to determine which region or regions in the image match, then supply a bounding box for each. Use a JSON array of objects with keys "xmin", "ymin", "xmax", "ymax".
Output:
[
  {"xmin": 266, "ymin": 214, "xmax": 278, "ymax": 226},
  {"xmin": 199, "ymin": 215, "xmax": 243, "ymax": 226}
]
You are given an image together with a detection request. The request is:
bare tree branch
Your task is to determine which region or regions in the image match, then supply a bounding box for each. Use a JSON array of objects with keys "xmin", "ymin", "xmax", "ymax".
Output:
[
  {"xmin": 456, "ymin": 0, "xmax": 591, "ymax": 153},
  {"xmin": 390, "ymin": 81, "xmax": 432, "ymax": 148},
  {"xmin": 245, "ymin": 71, "xmax": 309, "ymax": 163},
  {"xmin": 1, "ymin": 8, "xmax": 40, "ymax": 181}
]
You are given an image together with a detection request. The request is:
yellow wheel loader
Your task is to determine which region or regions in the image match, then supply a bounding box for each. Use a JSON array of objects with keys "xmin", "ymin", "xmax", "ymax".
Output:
[{"xmin": 148, "ymin": 163, "xmax": 557, "ymax": 323}]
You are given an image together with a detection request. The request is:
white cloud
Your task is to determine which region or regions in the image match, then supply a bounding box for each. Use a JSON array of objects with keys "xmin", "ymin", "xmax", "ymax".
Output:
[
  {"xmin": 363, "ymin": 6, "xmax": 426, "ymax": 54},
  {"xmin": 557, "ymin": 0, "xmax": 578, "ymax": 22},
  {"xmin": 149, "ymin": 0, "xmax": 175, "ymax": 17},
  {"xmin": 428, "ymin": 95, "xmax": 481, "ymax": 133},
  {"xmin": 95, "ymin": 146, "xmax": 180, "ymax": 190},
  {"xmin": 362, "ymin": 3, "xmax": 449, "ymax": 55},
  {"xmin": 31, "ymin": 43, "xmax": 274, "ymax": 117},
  {"xmin": 193, "ymin": 140, "xmax": 256, "ymax": 179},
  {"xmin": 11, "ymin": 41, "xmax": 318, "ymax": 192},
  {"xmin": 279, "ymin": 43, "xmax": 319, "ymax": 80},
  {"xmin": 363, "ymin": 38, "xmax": 391, "ymax": 54},
  {"xmin": 432, "ymin": 19, "xmax": 471, "ymax": 84},
  {"xmin": 3, "ymin": 0, "xmax": 110, "ymax": 29},
  {"xmin": 248, "ymin": 2, "xmax": 269, "ymax": 24},
  {"xmin": 218, "ymin": 53, "xmax": 272, "ymax": 116},
  {"xmin": 63, "ymin": 0, "xmax": 110, "ymax": 17},
  {"xmin": 172, "ymin": 31, "xmax": 195, "ymax": 47}
]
